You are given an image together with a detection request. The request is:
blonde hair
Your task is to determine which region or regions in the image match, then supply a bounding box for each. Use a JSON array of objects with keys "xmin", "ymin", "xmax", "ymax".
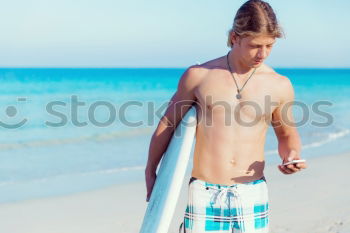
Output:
[{"xmin": 227, "ymin": 0, "xmax": 284, "ymax": 48}]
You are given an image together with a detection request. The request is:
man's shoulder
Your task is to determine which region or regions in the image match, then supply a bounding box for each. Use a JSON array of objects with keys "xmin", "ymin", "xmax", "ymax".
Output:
[
  {"xmin": 185, "ymin": 56, "xmax": 226, "ymax": 78},
  {"xmin": 198, "ymin": 55, "xmax": 226, "ymax": 68},
  {"xmin": 259, "ymin": 64, "xmax": 294, "ymax": 102},
  {"xmin": 182, "ymin": 57, "xmax": 223, "ymax": 84},
  {"xmin": 260, "ymin": 64, "xmax": 291, "ymax": 85},
  {"xmin": 178, "ymin": 64, "xmax": 209, "ymax": 90},
  {"xmin": 181, "ymin": 65, "xmax": 207, "ymax": 84}
]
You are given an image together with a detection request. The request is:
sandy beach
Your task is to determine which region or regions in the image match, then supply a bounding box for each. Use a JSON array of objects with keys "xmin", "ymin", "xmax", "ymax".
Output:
[
  {"xmin": 0, "ymin": 151, "xmax": 349, "ymax": 233},
  {"xmin": 1, "ymin": 0, "xmax": 350, "ymax": 232}
]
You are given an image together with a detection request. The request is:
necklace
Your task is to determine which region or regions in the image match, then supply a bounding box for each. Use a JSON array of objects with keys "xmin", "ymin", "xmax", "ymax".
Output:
[{"xmin": 226, "ymin": 52, "xmax": 257, "ymax": 99}]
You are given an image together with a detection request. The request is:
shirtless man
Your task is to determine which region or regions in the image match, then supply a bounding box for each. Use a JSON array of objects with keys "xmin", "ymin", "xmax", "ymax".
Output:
[{"xmin": 145, "ymin": 1, "xmax": 307, "ymax": 232}]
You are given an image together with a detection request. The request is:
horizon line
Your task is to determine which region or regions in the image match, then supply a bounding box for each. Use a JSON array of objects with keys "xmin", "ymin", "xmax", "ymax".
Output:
[{"xmin": 0, "ymin": 66, "xmax": 349, "ymax": 69}]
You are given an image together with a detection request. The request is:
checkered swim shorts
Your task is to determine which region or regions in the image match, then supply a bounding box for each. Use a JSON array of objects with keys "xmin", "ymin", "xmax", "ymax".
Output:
[{"xmin": 179, "ymin": 176, "xmax": 269, "ymax": 233}]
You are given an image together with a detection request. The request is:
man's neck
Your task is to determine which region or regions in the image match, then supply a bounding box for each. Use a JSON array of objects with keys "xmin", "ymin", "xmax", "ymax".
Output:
[{"xmin": 228, "ymin": 49, "xmax": 255, "ymax": 76}]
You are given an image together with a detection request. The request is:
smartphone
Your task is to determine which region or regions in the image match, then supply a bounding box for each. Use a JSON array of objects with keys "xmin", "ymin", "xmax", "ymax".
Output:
[{"xmin": 282, "ymin": 159, "xmax": 306, "ymax": 166}]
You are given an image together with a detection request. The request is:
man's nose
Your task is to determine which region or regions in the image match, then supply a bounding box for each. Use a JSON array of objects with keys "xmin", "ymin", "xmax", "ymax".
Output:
[{"xmin": 257, "ymin": 47, "xmax": 268, "ymax": 59}]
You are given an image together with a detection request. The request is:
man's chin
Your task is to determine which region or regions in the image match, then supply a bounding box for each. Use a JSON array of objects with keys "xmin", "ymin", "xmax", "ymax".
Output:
[{"xmin": 250, "ymin": 63, "xmax": 262, "ymax": 68}]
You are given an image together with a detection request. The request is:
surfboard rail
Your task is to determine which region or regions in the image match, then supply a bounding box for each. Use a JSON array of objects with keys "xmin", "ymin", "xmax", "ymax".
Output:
[{"xmin": 139, "ymin": 105, "xmax": 197, "ymax": 233}]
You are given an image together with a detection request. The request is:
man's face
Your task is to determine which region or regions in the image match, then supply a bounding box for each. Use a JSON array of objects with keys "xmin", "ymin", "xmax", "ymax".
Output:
[{"xmin": 233, "ymin": 34, "xmax": 276, "ymax": 68}]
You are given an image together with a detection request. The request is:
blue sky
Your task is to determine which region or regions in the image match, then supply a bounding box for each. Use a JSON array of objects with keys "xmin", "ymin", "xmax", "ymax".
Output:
[{"xmin": 1, "ymin": 0, "xmax": 349, "ymax": 68}]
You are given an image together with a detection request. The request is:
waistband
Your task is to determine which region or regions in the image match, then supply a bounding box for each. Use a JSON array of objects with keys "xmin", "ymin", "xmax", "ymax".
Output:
[{"xmin": 189, "ymin": 176, "xmax": 266, "ymax": 188}]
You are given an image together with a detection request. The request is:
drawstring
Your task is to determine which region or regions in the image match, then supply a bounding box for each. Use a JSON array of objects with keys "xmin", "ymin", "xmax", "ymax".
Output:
[
  {"xmin": 179, "ymin": 222, "xmax": 184, "ymax": 233},
  {"xmin": 210, "ymin": 186, "xmax": 240, "ymax": 208}
]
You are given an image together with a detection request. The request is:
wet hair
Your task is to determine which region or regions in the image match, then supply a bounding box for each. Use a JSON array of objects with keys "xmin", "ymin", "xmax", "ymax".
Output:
[{"xmin": 227, "ymin": 0, "xmax": 284, "ymax": 47}]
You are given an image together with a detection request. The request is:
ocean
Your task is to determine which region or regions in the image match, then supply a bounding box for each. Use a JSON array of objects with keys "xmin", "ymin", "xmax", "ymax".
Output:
[{"xmin": 0, "ymin": 68, "xmax": 349, "ymax": 203}]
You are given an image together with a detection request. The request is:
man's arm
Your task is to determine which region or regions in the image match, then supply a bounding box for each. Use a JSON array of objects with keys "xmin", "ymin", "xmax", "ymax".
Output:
[
  {"xmin": 145, "ymin": 66, "xmax": 201, "ymax": 201},
  {"xmin": 271, "ymin": 76, "xmax": 307, "ymax": 174}
]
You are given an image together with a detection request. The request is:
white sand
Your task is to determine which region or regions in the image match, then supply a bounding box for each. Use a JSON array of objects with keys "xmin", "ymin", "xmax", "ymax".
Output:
[{"xmin": 0, "ymin": 152, "xmax": 349, "ymax": 233}]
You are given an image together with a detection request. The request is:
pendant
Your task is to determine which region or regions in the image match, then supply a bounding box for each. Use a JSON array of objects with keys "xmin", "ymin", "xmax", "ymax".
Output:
[{"xmin": 236, "ymin": 93, "xmax": 242, "ymax": 99}]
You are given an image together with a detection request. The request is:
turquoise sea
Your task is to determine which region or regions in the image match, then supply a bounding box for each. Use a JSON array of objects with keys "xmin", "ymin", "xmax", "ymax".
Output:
[{"xmin": 0, "ymin": 68, "xmax": 349, "ymax": 203}]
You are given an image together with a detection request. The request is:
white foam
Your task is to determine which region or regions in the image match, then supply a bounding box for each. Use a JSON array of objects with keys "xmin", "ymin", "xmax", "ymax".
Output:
[
  {"xmin": 0, "ymin": 127, "xmax": 153, "ymax": 151},
  {"xmin": 0, "ymin": 165, "xmax": 145, "ymax": 187},
  {"xmin": 265, "ymin": 128, "xmax": 350, "ymax": 155}
]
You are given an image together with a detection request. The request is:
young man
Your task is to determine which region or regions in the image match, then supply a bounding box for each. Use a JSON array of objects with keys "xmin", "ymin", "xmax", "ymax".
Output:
[{"xmin": 145, "ymin": 0, "xmax": 307, "ymax": 232}]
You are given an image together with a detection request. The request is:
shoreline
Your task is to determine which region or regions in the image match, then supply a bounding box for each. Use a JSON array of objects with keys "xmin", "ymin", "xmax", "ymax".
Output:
[{"xmin": 0, "ymin": 151, "xmax": 349, "ymax": 233}]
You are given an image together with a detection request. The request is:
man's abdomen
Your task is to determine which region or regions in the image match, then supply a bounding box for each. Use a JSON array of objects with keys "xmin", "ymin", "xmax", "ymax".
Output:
[{"xmin": 191, "ymin": 123, "xmax": 267, "ymax": 185}]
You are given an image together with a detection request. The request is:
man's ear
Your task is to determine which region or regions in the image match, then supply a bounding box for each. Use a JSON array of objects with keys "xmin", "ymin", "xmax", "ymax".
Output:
[{"xmin": 231, "ymin": 31, "xmax": 240, "ymax": 46}]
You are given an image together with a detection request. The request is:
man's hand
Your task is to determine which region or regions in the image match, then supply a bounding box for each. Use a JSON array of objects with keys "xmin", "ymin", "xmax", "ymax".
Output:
[
  {"xmin": 145, "ymin": 168, "xmax": 157, "ymax": 202},
  {"xmin": 278, "ymin": 150, "xmax": 307, "ymax": 175}
]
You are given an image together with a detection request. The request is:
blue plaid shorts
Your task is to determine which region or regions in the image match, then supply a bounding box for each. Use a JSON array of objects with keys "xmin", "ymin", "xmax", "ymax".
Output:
[{"xmin": 179, "ymin": 176, "xmax": 269, "ymax": 233}]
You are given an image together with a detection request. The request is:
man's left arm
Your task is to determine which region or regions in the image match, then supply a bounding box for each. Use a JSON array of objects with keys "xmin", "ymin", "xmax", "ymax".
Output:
[{"xmin": 271, "ymin": 77, "xmax": 307, "ymax": 174}]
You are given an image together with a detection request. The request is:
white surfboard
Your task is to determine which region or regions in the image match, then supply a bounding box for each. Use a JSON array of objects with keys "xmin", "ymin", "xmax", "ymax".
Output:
[{"xmin": 139, "ymin": 105, "xmax": 197, "ymax": 233}]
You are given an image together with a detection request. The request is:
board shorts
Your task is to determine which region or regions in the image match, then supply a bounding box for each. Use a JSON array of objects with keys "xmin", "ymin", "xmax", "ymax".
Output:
[{"xmin": 179, "ymin": 176, "xmax": 269, "ymax": 233}]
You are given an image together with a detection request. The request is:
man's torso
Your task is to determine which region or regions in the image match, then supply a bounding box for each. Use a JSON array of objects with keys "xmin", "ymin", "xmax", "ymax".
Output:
[{"xmin": 190, "ymin": 55, "xmax": 285, "ymax": 185}]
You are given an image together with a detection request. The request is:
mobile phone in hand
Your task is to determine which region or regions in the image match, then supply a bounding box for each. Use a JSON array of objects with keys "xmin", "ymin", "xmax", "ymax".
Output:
[{"xmin": 282, "ymin": 159, "xmax": 306, "ymax": 166}]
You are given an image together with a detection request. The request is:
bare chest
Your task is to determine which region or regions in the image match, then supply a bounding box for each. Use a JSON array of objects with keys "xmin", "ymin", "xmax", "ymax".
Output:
[{"xmin": 194, "ymin": 74, "xmax": 280, "ymax": 123}]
